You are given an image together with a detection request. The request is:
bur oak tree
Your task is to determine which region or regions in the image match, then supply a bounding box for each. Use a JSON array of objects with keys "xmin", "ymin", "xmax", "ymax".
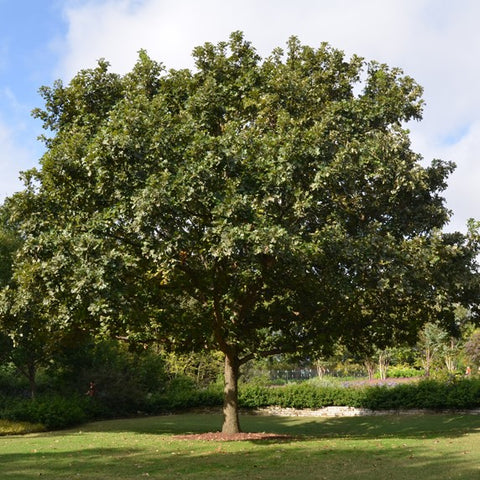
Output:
[{"xmin": 7, "ymin": 32, "xmax": 479, "ymax": 432}]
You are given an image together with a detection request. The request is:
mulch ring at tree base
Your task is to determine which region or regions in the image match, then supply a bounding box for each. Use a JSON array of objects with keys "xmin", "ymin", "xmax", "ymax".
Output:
[{"xmin": 173, "ymin": 432, "xmax": 295, "ymax": 441}]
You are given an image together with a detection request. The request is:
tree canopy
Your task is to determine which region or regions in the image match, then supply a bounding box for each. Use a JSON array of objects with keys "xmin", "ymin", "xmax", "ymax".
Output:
[{"xmin": 4, "ymin": 32, "xmax": 479, "ymax": 432}]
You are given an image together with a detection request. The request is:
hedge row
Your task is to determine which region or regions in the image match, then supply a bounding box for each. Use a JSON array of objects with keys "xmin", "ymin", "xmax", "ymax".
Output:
[
  {"xmin": 2, "ymin": 379, "xmax": 480, "ymax": 430},
  {"xmin": 238, "ymin": 379, "xmax": 480, "ymax": 411},
  {"xmin": 0, "ymin": 382, "xmax": 224, "ymax": 430},
  {"xmin": 0, "ymin": 395, "xmax": 90, "ymax": 430}
]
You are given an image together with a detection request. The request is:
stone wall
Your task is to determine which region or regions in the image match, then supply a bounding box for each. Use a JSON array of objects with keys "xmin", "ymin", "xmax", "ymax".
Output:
[{"xmin": 252, "ymin": 406, "xmax": 480, "ymax": 417}]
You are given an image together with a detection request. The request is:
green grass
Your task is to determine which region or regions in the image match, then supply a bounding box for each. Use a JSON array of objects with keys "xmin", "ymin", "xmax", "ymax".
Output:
[{"xmin": 1, "ymin": 412, "xmax": 480, "ymax": 479}]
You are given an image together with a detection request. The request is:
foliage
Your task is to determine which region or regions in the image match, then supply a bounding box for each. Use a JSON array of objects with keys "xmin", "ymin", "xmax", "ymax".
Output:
[
  {"xmin": 464, "ymin": 330, "xmax": 480, "ymax": 367},
  {"xmin": 2, "ymin": 375, "xmax": 480, "ymax": 429},
  {"xmin": 0, "ymin": 395, "xmax": 89, "ymax": 429},
  {"xmin": 5, "ymin": 32, "xmax": 480, "ymax": 433},
  {"xmin": 416, "ymin": 321, "xmax": 469, "ymax": 377},
  {"xmin": 0, "ymin": 419, "xmax": 45, "ymax": 436},
  {"xmin": 46, "ymin": 338, "xmax": 169, "ymax": 415},
  {"xmin": 0, "ymin": 215, "xmax": 21, "ymax": 289},
  {"xmin": 375, "ymin": 365, "xmax": 421, "ymax": 378},
  {"xmin": 144, "ymin": 379, "xmax": 223, "ymax": 412},
  {"xmin": 162, "ymin": 350, "xmax": 224, "ymax": 386},
  {"xmin": 238, "ymin": 378, "xmax": 480, "ymax": 411},
  {"xmin": 0, "ymin": 363, "xmax": 30, "ymax": 396},
  {"xmin": 416, "ymin": 323, "xmax": 450, "ymax": 376},
  {"xmin": 0, "ymin": 200, "xmax": 65, "ymax": 399},
  {"xmin": 361, "ymin": 379, "xmax": 480, "ymax": 410},
  {"xmin": 239, "ymin": 382, "xmax": 362, "ymax": 409}
]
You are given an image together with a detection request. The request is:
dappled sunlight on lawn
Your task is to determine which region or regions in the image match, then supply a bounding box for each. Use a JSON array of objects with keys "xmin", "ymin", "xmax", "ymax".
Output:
[
  {"xmin": 1, "ymin": 430, "xmax": 480, "ymax": 480},
  {"xmin": 73, "ymin": 412, "xmax": 480, "ymax": 440},
  {"xmin": 2, "ymin": 413, "xmax": 480, "ymax": 479}
]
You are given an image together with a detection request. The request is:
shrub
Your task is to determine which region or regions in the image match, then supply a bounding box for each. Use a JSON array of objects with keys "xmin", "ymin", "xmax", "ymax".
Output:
[
  {"xmin": 239, "ymin": 383, "xmax": 367, "ymax": 409},
  {"xmin": 276, "ymin": 384, "xmax": 324, "ymax": 408},
  {"xmin": 1, "ymin": 395, "xmax": 88, "ymax": 430},
  {"xmin": 464, "ymin": 331, "xmax": 480, "ymax": 366},
  {"xmin": 0, "ymin": 364, "xmax": 30, "ymax": 397},
  {"xmin": 239, "ymin": 379, "xmax": 480, "ymax": 411},
  {"xmin": 3, "ymin": 377, "xmax": 479, "ymax": 431},
  {"xmin": 46, "ymin": 339, "xmax": 168, "ymax": 414},
  {"xmin": 380, "ymin": 365, "xmax": 423, "ymax": 378},
  {"xmin": 196, "ymin": 383, "xmax": 223, "ymax": 407},
  {"xmin": 239, "ymin": 385, "xmax": 273, "ymax": 408},
  {"xmin": 144, "ymin": 377, "xmax": 223, "ymax": 413},
  {"xmin": 444, "ymin": 379, "xmax": 480, "ymax": 409},
  {"xmin": 0, "ymin": 419, "xmax": 45, "ymax": 436}
]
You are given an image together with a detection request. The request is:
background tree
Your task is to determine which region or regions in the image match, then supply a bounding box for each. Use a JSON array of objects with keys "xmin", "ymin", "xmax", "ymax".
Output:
[
  {"xmin": 377, "ymin": 349, "xmax": 391, "ymax": 380},
  {"xmin": 464, "ymin": 330, "xmax": 480, "ymax": 370},
  {"xmin": 416, "ymin": 322, "xmax": 453, "ymax": 377},
  {"xmin": 441, "ymin": 336, "xmax": 462, "ymax": 374},
  {"xmin": 0, "ymin": 200, "xmax": 61, "ymax": 398},
  {"xmin": 7, "ymin": 32, "xmax": 479, "ymax": 433}
]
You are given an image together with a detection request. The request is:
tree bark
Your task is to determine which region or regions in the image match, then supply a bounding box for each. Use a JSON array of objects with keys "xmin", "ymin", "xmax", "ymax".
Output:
[
  {"xmin": 314, "ymin": 359, "xmax": 326, "ymax": 378},
  {"xmin": 364, "ymin": 358, "xmax": 376, "ymax": 381},
  {"xmin": 378, "ymin": 351, "xmax": 389, "ymax": 380},
  {"xmin": 424, "ymin": 346, "xmax": 432, "ymax": 377},
  {"xmin": 222, "ymin": 352, "xmax": 241, "ymax": 434},
  {"xmin": 15, "ymin": 361, "xmax": 37, "ymax": 399},
  {"xmin": 28, "ymin": 362, "xmax": 37, "ymax": 400}
]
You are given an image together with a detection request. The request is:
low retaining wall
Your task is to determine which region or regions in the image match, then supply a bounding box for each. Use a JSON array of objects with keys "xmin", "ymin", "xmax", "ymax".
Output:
[{"xmin": 252, "ymin": 406, "xmax": 480, "ymax": 417}]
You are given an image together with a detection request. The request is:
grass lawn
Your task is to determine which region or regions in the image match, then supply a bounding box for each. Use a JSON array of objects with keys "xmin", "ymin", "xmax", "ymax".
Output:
[{"xmin": 1, "ymin": 412, "xmax": 480, "ymax": 479}]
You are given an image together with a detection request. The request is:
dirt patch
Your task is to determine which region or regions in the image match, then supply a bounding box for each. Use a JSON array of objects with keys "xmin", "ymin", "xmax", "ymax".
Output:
[{"xmin": 174, "ymin": 432, "xmax": 294, "ymax": 442}]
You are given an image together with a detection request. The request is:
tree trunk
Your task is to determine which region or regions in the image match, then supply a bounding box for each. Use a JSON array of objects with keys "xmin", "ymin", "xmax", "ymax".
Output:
[
  {"xmin": 364, "ymin": 358, "xmax": 376, "ymax": 381},
  {"xmin": 424, "ymin": 346, "xmax": 432, "ymax": 377},
  {"xmin": 222, "ymin": 353, "xmax": 241, "ymax": 434},
  {"xmin": 28, "ymin": 362, "xmax": 37, "ymax": 400},
  {"xmin": 378, "ymin": 351, "xmax": 389, "ymax": 380},
  {"xmin": 444, "ymin": 338, "xmax": 456, "ymax": 373},
  {"xmin": 315, "ymin": 359, "xmax": 327, "ymax": 378}
]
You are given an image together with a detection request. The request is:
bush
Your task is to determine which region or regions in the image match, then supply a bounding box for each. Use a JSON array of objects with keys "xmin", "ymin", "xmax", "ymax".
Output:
[
  {"xmin": 0, "ymin": 419, "xmax": 45, "ymax": 436},
  {"xmin": 379, "ymin": 365, "xmax": 422, "ymax": 378},
  {"xmin": 0, "ymin": 364, "xmax": 30, "ymax": 397},
  {"xmin": 275, "ymin": 384, "xmax": 325, "ymax": 408},
  {"xmin": 196, "ymin": 383, "xmax": 223, "ymax": 407},
  {"xmin": 144, "ymin": 377, "xmax": 223, "ymax": 413},
  {"xmin": 3, "ymin": 377, "xmax": 479, "ymax": 431},
  {"xmin": 239, "ymin": 383, "xmax": 365, "ymax": 409},
  {"xmin": 444, "ymin": 379, "xmax": 480, "ymax": 409},
  {"xmin": 239, "ymin": 378, "xmax": 480, "ymax": 411},
  {"xmin": 1, "ymin": 395, "xmax": 89, "ymax": 430},
  {"xmin": 239, "ymin": 384, "xmax": 274, "ymax": 408},
  {"xmin": 465, "ymin": 331, "xmax": 480, "ymax": 366},
  {"xmin": 46, "ymin": 339, "xmax": 168, "ymax": 415}
]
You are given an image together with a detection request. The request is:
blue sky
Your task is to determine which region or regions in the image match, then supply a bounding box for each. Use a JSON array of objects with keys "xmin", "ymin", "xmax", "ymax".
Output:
[
  {"xmin": 0, "ymin": 0, "xmax": 66, "ymax": 193},
  {"xmin": 1, "ymin": 0, "xmax": 479, "ymax": 232}
]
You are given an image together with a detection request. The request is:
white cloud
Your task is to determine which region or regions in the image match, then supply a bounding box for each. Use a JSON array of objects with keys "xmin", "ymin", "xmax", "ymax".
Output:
[
  {"xmin": 58, "ymin": 0, "xmax": 480, "ymax": 133},
  {"xmin": 0, "ymin": 87, "xmax": 42, "ymax": 203},
  {"xmin": 0, "ymin": 120, "xmax": 31, "ymax": 202},
  {"xmin": 58, "ymin": 0, "xmax": 428, "ymax": 77},
  {"xmin": 55, "ymin": 0, "xmax": 480, "ymax": 232},
  {"xmin": 434, "ymin": 122, "xmax": 480, "ymax": 232}
]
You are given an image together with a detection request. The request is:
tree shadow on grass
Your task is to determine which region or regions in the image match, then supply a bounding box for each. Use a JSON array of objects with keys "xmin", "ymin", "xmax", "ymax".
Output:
[
  {"xmin": 75, "ymin": 411, "xmax": 480, "ymax": 441},
  {"xmin": 0, "ymin": 440, "xmax": 479, "ymax": 480},
  {"xmin": 256, "ymin": 413, "xmax": 480, "ymax": 440},
  {"xmin": 3, "ymin": 413, "xmax": 480, "ymax": 480}
]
